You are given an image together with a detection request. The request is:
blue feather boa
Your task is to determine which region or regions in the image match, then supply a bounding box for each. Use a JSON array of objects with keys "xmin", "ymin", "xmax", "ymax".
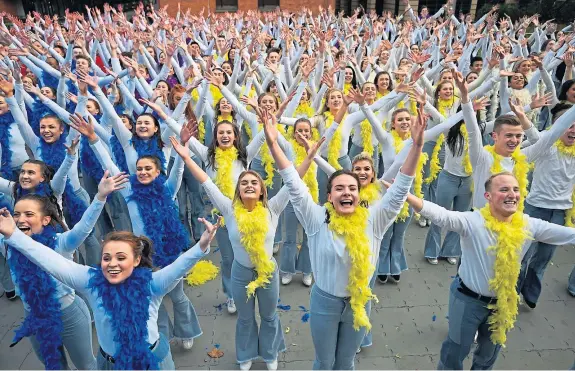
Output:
[
  {"xmin": 79, "ymin": 135, "xmax": 105, "ymax": 181},
  {"xmin": 131, "ymin": 136, "xmax": 166, "ymax": 172},
  {"xmin": 40, "ymin": 71, "xmax": 59, "ymax": 90},
  {"xmin": 9, "ymin": 225, "xmax": 65, "ymax": 370},
  {"xmin": 27, "ymin": 99, "xmax": 56, "ymax": 137},
  {"xmin": 65, "ymin": 80, "xmax": 78, "ymax": 96},
  {"xmin": 39, "ymin": 137, "xmax": 88, "ymax": 226},
  {"xmin": 0, "ymin": 112, "xmax": 15, "ymax": 180},
  {"xmin": 110, "ymin": 133, "xmax": 129, "ymax": 173},
  {"xmin": 87, "ymin": 267, "xmax": 160, "ymax": 370},
  {"xmin": 15, "ymin": 181, "xmax": 54, "ymax": 200},
  {"xmin": 127, "ymin": 174, "xmax": 189, "ymax": 267}
]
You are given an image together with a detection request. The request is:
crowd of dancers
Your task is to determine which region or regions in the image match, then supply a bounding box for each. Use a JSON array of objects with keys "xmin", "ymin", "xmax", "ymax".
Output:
[{"xmin": 0, "ymin": 1, "xmax": 574, "ymax": 369}]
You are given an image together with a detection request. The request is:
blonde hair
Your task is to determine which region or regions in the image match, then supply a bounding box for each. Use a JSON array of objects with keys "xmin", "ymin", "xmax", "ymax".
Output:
[{"xmin": 352, "ymin": 152, "xmax": 376, "ymax": 183}]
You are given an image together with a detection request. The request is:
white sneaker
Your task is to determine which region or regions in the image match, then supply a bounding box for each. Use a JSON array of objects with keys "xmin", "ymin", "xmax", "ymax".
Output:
[
  {"xmin": 447, "ymin": 257, "xmax": 458, "ymax": 265},
  {"xmin": 356, "ymin": 347, "xmax": 361, "ymax": 354},
  {"xmin": 302, "ymin": 274, "xmax": 313, "ymax": 287},
  {"xmin": 273, "ymin": 243, "xmax": 281, "ymax": 254},
  {"xmin": 266, "ymin": 359, "xmax": 278, "ymax": 371},
  {"xmin": 240, "ymin": 360, "xmax": 252, "ymax": 370},
  {"xmin": 281, "ymin": 273, "xmax": 293, "ymax": 285},
  {"xmin": 427, "ymin": 257, "xmax": 439, "ymax": 265},
  {"xmin": 474, "ymin": 331, "xmax": 478, "ymax": 344},
  {"xmin": 426, "ymin": 218, "xmax": 432, "ymax": 226},
  {"xmin": 182, "ymin": 338, "xmax": 194, "ymax": 350},
  {"xmin": 418, "ymin": 218, "xmax": 427, "ymax": 228},
  {"xmin": 227, "ymin": 298, "xmax": 237, "ymax": 314}
]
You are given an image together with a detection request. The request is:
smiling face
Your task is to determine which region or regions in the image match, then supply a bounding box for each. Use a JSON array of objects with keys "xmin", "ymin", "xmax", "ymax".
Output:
[
  {"xmin": 471, "ymin": 60, "xmax": 483, "ymax": 73},
  {"xmin": 135, "ymin": 158, "xmax": 161, "ymax": 185},
  {"xmin": 86, "ymin": 99, "xmax": 100, "ymax": 116},
  {"xmin": 101, "ymin": 241, "xmax": 141, "ymax": 284},
  {"xmin": 238, "ymin": 172, "xmax": 263, "ymax": 203},
  {"xmin": 222, "ymin": 62, "xmax": 233, "ymax": 76},
  {"xmin": 438, "ymin": 82, "xmax": 454, "ymax": 100},
  {"xmin": 40, "ymin": 117, "xmax": 64, "ymax": 143},
  {"xmin": 517, "ymin": 60, "xmax": 532, "ymax": 76},
  {"xmin": 216, "ymin": 122, "xmax": 236, "ymax": 149},
  {"xmin": 376, "ymin": 73, "xmax": 391, "ymax": 92},
  {"xmin": 566, "ymin": 84, "xmax": 575, "ymax": 103},
  {"xmin": 466, "ymin": 72, "xmax": 479, "ymax": 84},
  {"xmin": 135, "ymin": 114, "xmax": 159, "ymax": 139},
  {"xmin": 216, "ymin": 36, "xmax": 227, "ymax": 51},
  {"xmin": 379, "ymin": 50, "xmax": 390, "ymax": 63},
  {"xmin": 560, "ymin": 123, "xmax": 575, "ymax": 147},
  {"xmin": 19, "ymin": 163, "xmax": 45, "ymax": 190},
  {"xmin": 120, "ymin": 116, "xmax": 133, "ymax": 130},
  {"xmin": 510, "ymin": 73, "xmax": 526, "ymax": 90},
  {"xmin": 40, "ymin": 87, "xmax": 55, "ymax": 99},
  {"xmin": 13, "ymin": 199, "xmax": 51, "ymax": 236},
  {"xmin": 326, "ymin": 90, "xmax": 343, "ymax": 111},
  {"xmin": 328, "ymin": 173, "xmax": 360, "ymax": 215},
  {"xmin": 362, "ymin": 83, "xmax": 377, "ymax": 101},
  {"xmin": 75, "ymin": 57, "xmax": 90, "ymax": 73},
  {"xmin": 218, "ymin": 98, "xmax": 233, "ymax": 114},
  {"xmin": 344, "ymin": 67, "xmax": 354, "ymax": 83},
  {"xmin": 493, "ymin": 123, "xmax": 524, "ymax": 156},
  {"xmin": 353, "ymin": 160, "xmax": 375, "ymax": 187},
  {"xmin": 156, "ymin": 81, "xmax": 169, "ymax": 97},
  {"xmin": 267, "ymin": 51, "xmax": 280, "ymax": 65},
  {"xmin": 484, "ymin": 174, "xmax": 520, "ymax": 218},
  {"xmin": 294, "ymin": 120, "xmax": 312, "ymax": 145},
  {"xmin": 392, "ymin": 111, "xmax": 411, "ymax": 136},
  {"xmin": 259, "ymin": 94, "xmax": 277, "ymax": 113}
]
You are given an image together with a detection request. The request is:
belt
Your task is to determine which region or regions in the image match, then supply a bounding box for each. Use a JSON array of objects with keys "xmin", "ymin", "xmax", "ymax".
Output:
[
  {"xmin": 457, "ymin": 278, "xmax": 497, "ymax": 305},
  {"xmin": 100, "ymin": 340, "xmax": 158, "ymax": 364}
]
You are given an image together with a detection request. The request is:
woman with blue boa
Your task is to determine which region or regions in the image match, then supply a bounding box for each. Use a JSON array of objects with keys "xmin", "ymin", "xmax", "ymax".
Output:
[
  {"xmin": 0, "ymin": 207, "xmax": 219, "ymax": 370},
  {"xmin": 0, "ymin": 77, "xmax": 103, "ymax": 266},
  {"xmin": 0, "ymin": 171, "xmax": 127, "ymax": 370},
  {"xmin": 70, "ymin": 113, "xmax": 205, "ymax": 351}
]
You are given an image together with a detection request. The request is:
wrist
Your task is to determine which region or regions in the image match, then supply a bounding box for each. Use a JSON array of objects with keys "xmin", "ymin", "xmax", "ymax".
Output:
[
  {"xmin": 88, "ymin": 136, "xmax": 99, "ymax": 144},
  {"xmin": 96, "ymin": 193, "xmax": 108, "ymax": 202}
]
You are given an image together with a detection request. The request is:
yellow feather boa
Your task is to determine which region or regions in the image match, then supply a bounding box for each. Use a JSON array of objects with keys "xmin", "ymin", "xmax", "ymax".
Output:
[
  {"xmin": 359, "ymin": 119, "xmax": 375, "ymax": 156},
  {"xmin": 233, "ymin": 202, "xmax": 274, "ymax": 297},
  {"xmin": 185, "ymin": 260, "xmax": 220, "ymax": 286},
  {"xmin": 191, "ymin": 85, "xmax": 224, "ymax": 108},
  {"xmin": 554, "ymin": 140, "xmax": 575, "ymax": 226},
  {"xmin": 289, "ymin": 137, "xmax": 319, "ymax": 203},
  {"xmin": 214, "ymin": 147, "xmax": 237, "ymax": 199},
  {"xmin": 479, "ymin": 205, "xmax": 532, "ymax": 346},
  {"xmin": 425, "ymin": 98, "xmax": 454, "ymax": 184},
  {"xmin": 397, "ymin": 99, "xmax": 418, "ymax": 115},
  {"xmin": 359, "ymin": 182, "xmax": 382, "ymax": 205},
  {"xmin": 324, "ymin": 111, "xmax": 345, "ymax": 170},
  {"xmin": 391, "ymin": 130, "xmax": 428, "ymax": 221},
  {"xmin": 484, "ymin": 145, "xmax": 530, "ymax": 212},
  {"xmin": 343, "ymin": 83, "xmax": 352, "ymax": 94},
  {"xmin": 259, "ymin": 123, "xmax": 285, "ymax": 187},
  {"xmin": 295, "ymin": 102, "xmax": 315, "ymax": 118},
  {"xmin": 460, "ymin": 125, "xmax": 473, "ymax": 175},
  {"xmin": 325, "ymin": 203, "xmax": 377, "ymax": 330}
]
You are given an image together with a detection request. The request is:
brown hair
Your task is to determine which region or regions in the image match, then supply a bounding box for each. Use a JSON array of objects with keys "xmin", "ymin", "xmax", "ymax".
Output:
[
  {"xmin": 102, "ymin": 231, "xmax": 155, "ymax": 269},
  {"xmin": 321, "ymin": 88, "xmax": 343, "ymax": 114},
  {"xmin": 493, "ymin": 114, "xmax": 521, "ymax": 133},
  {"xmin": 233, "ymin": 170, "xmax": 269, "ymax": 208},
  {"xmin": 484, "ymin": 171, "xmax": 516, "ymax": 192}
]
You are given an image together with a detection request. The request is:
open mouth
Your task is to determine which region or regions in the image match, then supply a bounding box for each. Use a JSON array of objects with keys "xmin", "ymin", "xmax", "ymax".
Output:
[
  {"xmin": 358, "ymin": 175, "xmax": 368, "ymax": 181},
  {"xmin": 221, "ymin": 138, "xmax": 231, "ymax": 144},
  {"xmin": 503, "ymin": 200, "xmax": 517, "ymax": 205},
  {"xmin": 244, "ymin": 189, "xmax": 255, "ymax": 194},
  {"xmin": 17, "ymin": 225, "xmax": 31, "ymax": 233},
  {"xmin": 340, "ymin": 200, "xmax": 353, "ymax": 206},
  {"xmin": 107, "ymin": 269, "xmax": 122, "ymax": 277}
]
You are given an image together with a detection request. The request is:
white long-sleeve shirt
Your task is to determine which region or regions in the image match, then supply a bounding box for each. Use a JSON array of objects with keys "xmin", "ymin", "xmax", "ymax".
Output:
[
  {"xmin": 419, "ymin": 200, "xmax": 575, "ymax": 297},
  {"xmin": 279, "ymin": 165, "xmax": 413, "ymax": 297}
]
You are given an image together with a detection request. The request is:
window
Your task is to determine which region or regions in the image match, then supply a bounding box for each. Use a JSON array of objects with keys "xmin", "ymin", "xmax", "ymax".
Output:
[
  {"xmin": 259, "ymin": 0, "xmax": 279, "ymax": 10},
  {"xmin": 216, "ymin": 0, "xmax": 238, "ymax": 11}
]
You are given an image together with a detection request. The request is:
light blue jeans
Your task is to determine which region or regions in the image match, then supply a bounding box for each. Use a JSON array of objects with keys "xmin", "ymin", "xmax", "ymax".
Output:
[
  {"xmin": 569, "ymin": 266, "xmax": 575, "ymax": 296},
  {"xmin": 318, "ymin": 155, "xmax": 352, "ymax": 204},
  {"xmin": 310, "ymin": 284, "xmax": 367, "ymax": 370},
  {"xmin": 29, "ymin": 295, "xmax": 96, "ymax": 370},
  {"xmin": 250, "ymin": 158, "xmax": 284, "ymax": 245},
  {"xmin": 424, "ymin": 170, "xmax": 472, "ymax": 259},
  {"xmin": 231, "ymin": 259, "xmax": 285, "ymax": 363},
  {"xmin": 97, "ymin": 332, "xmax": 175, "ymax": 370},
  {"xmin": 157, "ymin": 280, "xmax": 202, "ymax": 340},
  {"xmin": 349, "ymin": 143, "xmax": 380, "ymax": 175},
  {"xmin": 517, "ymin": 203, "xmax": 565, "ymax": 305},
  {"xmin": 421, "ymin": 141, "xmax": 445, "ymax": 205},
  {"xmin": 0, "ymin": 254, "xmax": 14, "ymax": 292},
  {"xmin": 280, "ymin": 202, "xmax": 311, "ymax": 275},
  {"xmin": 215, "ymin": 226, "xmax": 234, "ymax": 299},
  {"xmin": 438, "ymin": 278, "xmax": 501, "ymax": 370},
  {"xmin": 360, "ymin": 273, "xmax": 377, "ymax": 349},
  {"xmin": 378, "ymin": 209, "xmax": 412, "ymax": 275}
]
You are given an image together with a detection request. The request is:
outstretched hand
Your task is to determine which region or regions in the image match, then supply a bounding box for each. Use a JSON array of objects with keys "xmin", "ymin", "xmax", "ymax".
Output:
[
  {"xmin": 0, "ymin": 208, "xmax": 16, "ymax": 238},
  {"xmin": 97, "ymin": 170, "xmax": 129, "ymax": 200},
  {"xmin": 198, "ymin": 217, "xmax": 220, "ymax": 252}
]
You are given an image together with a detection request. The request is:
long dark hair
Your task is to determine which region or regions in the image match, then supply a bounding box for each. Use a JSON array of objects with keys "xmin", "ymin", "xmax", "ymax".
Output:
[
  {"xmin": 207, "ymin": 121, "xmax": 247, "ymax": 170},
  {"xmin": 345, "ymin": 66, "xmax": 358, "ymax": 89},
  {"xmin": 15, "ymin": 194, "xmax": 68, "ymax": 231},
  {"xmin": 446, "ymin": 107, "xmax": 485, "ymax": 157},
  {"xmin": 559, "ymin": 80, "xmax": 575, "ymax": 102},
  {"xmin": 373, "ymin": 71, "xmax": 394, "ymax": 92}
]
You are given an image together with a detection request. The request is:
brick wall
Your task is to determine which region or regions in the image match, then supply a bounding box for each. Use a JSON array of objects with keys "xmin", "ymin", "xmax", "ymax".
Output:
[{"xmin": 159, "ymin": 0, "xmax": 335, "ymax": 15}]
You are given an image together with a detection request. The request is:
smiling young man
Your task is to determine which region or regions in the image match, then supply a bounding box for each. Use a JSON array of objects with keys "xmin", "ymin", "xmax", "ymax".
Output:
[
  {"xmin": 516, "ymin": 103, "xmax": 575, "ymax": 309},
  {"xmin": 402, "ymin": 170, "xmax": 575, "ymax": 369}
]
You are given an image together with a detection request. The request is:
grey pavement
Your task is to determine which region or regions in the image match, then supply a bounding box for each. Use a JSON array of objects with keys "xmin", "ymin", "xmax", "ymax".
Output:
[{"xmin": 1, "ymin": 222, "xmax": 574, "ymax": 369}]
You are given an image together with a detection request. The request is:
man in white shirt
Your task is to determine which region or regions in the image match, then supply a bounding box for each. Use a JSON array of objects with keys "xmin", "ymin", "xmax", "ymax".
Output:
[
  {"xmin": 516, "ymin": 103, "xmax": 575, "ymax": 309},
  {"xmin": 402, "ymin": 171, "xmax": 575, "ymax": 369}
]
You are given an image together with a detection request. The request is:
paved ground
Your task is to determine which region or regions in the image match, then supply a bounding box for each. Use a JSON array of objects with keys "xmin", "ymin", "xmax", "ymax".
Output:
[{"xmin": 1, "ymin": 221, "xmax": 574, "ymax": 370}]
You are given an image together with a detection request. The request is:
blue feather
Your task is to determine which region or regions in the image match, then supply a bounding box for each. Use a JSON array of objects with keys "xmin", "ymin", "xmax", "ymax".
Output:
[
  {"xmin": 0, "ymin": 112, "xmax": 15, "ymax": 180},
  {"xmin": 110, "ymin": 133, "xmax": 129, "ymax": 173},
  {"xmin": 27, "ymin": 99, "xmax": 56, "ymax": 137},
  {"xmin": 131, "ymin": 136, "xmax": 166, "ymax": 171},
  {"xmin": 79, "ymin": 135, "xmax": 105, "ymax": 180},
  {"xmin": 301, "ymin": 312, "xmax": 310, "ymax": 323},
  {"xmin": 127, "ymin": 174, "xmax": 190, "ymax": 267},
  {"xmin": 9, "ymin": 225, "xmax": 65, "ymax": 370},
  {"xmin": 87, "ymin": 268, "xmax": 160, "ymax": 370},
  {"xmin": 40, "ymin": 71, "xmax": 59, "ymax": 90}
]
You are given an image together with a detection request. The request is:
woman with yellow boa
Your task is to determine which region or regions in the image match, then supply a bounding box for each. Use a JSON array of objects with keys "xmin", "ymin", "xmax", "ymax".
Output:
[
  {"xmin": 171, "ymin": 131, "xmax": 291, "ymax": 371},
  {"xmin": 401, "ymin": 171, "xmax": 575, "ymax": 370},
  {"xmin": 263, "ymin": 106, "xmax": 425, "ymax": 370}
]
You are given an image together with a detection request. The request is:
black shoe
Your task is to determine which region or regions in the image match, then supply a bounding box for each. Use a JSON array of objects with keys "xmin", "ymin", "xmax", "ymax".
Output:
[
  {"xmin": 524, "ymin": 299, "xmax": 536, "ymax": 309},
  {"xmin": 391, "ymin": 274, "xmax": 401, "ymax": 283},
  {"xmin": 6, "ymin": 290, "xmax": 17, "ymax": 300},
  {"xmin": 377, "ymin": 275, "xmax": 388, "ymax": 284}
]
